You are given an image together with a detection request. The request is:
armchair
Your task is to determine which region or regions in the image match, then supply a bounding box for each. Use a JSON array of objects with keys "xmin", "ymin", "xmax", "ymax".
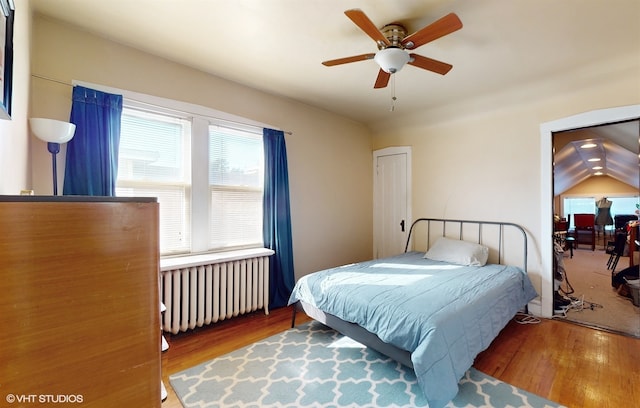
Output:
[{"xmin": 572, "ymin": 213, "xmax": 596, "ymax": 251}]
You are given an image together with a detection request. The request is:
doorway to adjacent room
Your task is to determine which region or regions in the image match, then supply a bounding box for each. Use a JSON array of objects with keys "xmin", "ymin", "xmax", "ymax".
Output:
[{"xmin": 550, "ymin": 117, "xmax": 639, "ymax": 337}]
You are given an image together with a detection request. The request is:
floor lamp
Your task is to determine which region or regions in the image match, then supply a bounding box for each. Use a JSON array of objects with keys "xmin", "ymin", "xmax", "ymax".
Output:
[{"xmin": 29, "ymin": 118, "xmax": 76, "ymax": 195}]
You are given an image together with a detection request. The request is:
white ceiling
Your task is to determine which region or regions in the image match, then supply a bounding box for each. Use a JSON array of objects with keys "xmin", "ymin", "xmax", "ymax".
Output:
[
  {"xmin": 30, "ymin": 0, "xmax": 640, "ymax": 127},
  {"xmin": 30, "ymin": 0, "xmax": 640, "ymax": 192}
]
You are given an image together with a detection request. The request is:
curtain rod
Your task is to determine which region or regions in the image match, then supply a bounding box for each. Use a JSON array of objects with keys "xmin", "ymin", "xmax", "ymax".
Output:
[{"xmin": 31, "ymin": 74, "xmax": 293, "ymax": 135}]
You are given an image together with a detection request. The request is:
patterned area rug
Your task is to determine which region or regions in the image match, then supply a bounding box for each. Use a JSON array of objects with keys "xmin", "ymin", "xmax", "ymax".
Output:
[{"xmin": 170, "ymin": 321, "xmax": 564, "ymax": 408}]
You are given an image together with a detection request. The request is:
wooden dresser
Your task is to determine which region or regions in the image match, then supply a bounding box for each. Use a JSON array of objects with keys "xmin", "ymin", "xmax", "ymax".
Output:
[{"xmin": 0, "ymin": 196, "xmax": 161, "ymax": 407}]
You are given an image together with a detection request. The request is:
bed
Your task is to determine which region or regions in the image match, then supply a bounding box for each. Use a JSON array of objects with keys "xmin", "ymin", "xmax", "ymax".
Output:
[{"xmin": 288, "ymin": 218, "xmax": 538, "ymax": 408}]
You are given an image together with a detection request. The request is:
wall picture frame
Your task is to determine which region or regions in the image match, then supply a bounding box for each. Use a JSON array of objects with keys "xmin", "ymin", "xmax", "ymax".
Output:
[{"xmin": 0, "ymin": 0, "xmax": 14, "ymax": 120}]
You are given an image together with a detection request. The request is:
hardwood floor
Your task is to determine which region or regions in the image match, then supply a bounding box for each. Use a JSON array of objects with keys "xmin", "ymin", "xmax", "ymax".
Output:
[
  {"xmin": 474, "ymin": 315, "xmax": 639, "ymax": 408},
  {"xmin": 161, "ymin": 307, "xmax": 639, "ymax": 408}
]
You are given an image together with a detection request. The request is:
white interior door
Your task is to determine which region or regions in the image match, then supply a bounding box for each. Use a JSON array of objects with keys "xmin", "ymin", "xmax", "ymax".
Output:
[{"xmin": 373, "ymin": 147, "xmax": 411, "ymax": 259}]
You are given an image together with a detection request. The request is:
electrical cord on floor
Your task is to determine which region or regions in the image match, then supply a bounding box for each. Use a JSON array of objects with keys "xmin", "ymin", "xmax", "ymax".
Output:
[
  {"xmin": 552, "ymin": 294, "xmax": 603, "ymax": 318},
  {"xmin": 566, "ymin": 294, "xmax": 603, "ymax": 311},
  {"xmin": 513, "ymin": 312, "xmax": 541, "ymax": 324},
  {"xmin": 554, "ymin": 252, "xmax": 604, "ymax": 314},
  {"xmin": 558, "ymin": 266, "xmax": 574, "ymax": 297}
]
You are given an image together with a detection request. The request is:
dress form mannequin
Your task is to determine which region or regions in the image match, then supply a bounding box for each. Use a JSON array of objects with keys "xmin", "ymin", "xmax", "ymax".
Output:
[{"xmin": 595, "ymin": 197, "xmax": 613, "ymax": 241}]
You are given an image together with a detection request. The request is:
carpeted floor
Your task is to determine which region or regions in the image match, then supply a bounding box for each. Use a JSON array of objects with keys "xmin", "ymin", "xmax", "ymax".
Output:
[
  {"xmin": 170, "ymin": 321, "xmax": 565, "ymax": 408},
  {"xmin": 558, "ymin": 246, "xmax": 639, "ymax": 337}
]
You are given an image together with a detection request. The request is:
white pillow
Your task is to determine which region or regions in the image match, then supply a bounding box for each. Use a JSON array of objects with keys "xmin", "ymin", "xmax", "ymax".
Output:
[{"xmin": 423, "ymin": 237, "xmax": 489, "ymax": 266}]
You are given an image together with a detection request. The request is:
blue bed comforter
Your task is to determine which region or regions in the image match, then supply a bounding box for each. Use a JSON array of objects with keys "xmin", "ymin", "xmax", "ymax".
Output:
[{"xmin": 288, "ymin": 251, "xmax": 538, "ymax": 408}]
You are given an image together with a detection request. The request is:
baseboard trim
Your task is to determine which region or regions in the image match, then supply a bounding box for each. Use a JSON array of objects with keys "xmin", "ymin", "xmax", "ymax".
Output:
[{"xmin": 528, "ymin": 297, "xmax": 543, "ymax": 316}]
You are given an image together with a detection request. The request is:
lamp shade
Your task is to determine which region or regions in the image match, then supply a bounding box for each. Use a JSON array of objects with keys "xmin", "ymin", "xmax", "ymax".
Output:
[
  {"xmin": 374, "ymin": 48, "xmax": 410, "ymax": 74},
  {"xmin": 29, "ymin": 118, "xmax": 76, "ymax": 144}
]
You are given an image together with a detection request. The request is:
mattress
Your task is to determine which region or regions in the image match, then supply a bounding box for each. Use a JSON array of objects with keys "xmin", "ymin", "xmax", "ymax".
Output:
[{"xmin": 288, "ymin": 251, "xmax": 538, "ymax": 408}]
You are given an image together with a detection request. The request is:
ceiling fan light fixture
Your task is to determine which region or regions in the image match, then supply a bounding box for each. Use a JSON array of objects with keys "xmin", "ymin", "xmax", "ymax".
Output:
[{"xmin": 374, "ymin": 48, "xmax": 410, "ymax": 74}]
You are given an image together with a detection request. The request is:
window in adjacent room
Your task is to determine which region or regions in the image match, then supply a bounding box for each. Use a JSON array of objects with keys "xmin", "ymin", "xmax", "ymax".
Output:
[{"xmin": 563, "ymin": 195, "xmax": 639, "ymax": 230}]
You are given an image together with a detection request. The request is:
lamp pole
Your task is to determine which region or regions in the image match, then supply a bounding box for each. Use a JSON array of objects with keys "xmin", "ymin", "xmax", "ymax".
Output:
[{"xmin": 47, "ymin": 142, "xmax": 61, "ymax": 195}]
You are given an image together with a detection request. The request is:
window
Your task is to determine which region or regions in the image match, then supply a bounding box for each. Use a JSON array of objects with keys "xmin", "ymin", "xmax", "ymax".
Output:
[
  {"xmin": 563, "ymin": 195, "xmax": 639, "ymax": 229},
  {"xmin": 117, "ymin": 106, "xmax": 264, "ymax": 255},
  {"xmin": 607, "ymin": 196, "xmax": 640, "ymax": 217},
  {"xmin": 209, "ymin": 125, "xmax": 264, "ymax": 250},
  {"xmin": 562, "ymin": 197, "xmax": 596, "ymax": 227}
]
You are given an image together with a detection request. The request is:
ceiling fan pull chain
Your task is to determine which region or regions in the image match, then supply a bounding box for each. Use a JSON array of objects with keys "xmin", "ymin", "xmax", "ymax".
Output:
[{"xmin": 390, "ymin": 75, "xmax": 397, "ymax": 112}]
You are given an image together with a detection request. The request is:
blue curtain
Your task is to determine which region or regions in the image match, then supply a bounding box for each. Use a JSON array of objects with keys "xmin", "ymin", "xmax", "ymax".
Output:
[
  {"xmin": 263, "ymin": 128, "xmax": 295, "ymax": 309},
  {"xmin": 63, "ymin": 86, "xmax": 123, "ymax": 196}
]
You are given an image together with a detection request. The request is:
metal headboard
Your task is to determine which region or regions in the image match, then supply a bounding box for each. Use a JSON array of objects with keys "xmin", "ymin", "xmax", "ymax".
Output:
[{"xmin": 404, "ymin": 218, "xmax": 528, "ymax": 272}]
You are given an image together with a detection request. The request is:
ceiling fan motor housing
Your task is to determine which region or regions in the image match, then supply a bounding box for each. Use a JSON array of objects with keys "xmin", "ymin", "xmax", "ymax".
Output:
[{"xmin": 378, "ymin": 24, "xmax": 408, "ymax": 49}]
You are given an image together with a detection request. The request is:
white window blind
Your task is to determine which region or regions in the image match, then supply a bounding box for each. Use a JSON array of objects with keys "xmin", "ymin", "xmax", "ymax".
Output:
[
  {"xmin": 209, "ymin": 125, "xmax": 264, "ymax": 250},
  {"xmin": 117, "ymin": 108, "xmax": 192, "ymax": 254},
  {"xmin": 116, "ymin": 105, "xmax": 265, "ymax": 255}
]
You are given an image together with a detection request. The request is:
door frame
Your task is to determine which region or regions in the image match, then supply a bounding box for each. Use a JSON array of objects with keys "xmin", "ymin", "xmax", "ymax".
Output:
[
  {"xmin": 373, "ymin": 146, "xmax": 412, "ymax": 258},
  {"xmin": 539, "ymin": 104, "xmax": 640, "ymax": 318}
]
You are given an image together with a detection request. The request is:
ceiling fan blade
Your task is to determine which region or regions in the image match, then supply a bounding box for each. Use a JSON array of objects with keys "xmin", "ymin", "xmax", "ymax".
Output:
[
  {"xmin": 408, "ymin": 54, "xmax": 453, "ymax": 75},
  {"xmin": 322, "ymin": 53, "xmax": 375, "ymax": 66},
  {"xmin": 374, "ymin": 69, "xmax": 391, "ymax": 89},
  {"xmin": 401, "ymin": 13, "xmax": 462, "ymax": 50},
  {"xmin": 344, "ymin": 9, "xmax": 391, "ymax": 47}
]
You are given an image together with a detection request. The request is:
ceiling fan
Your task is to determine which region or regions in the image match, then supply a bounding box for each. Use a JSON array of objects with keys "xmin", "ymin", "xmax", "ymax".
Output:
[{"xmin": 323, "ymin": 9, "xmax": 463, "ymax": 89}]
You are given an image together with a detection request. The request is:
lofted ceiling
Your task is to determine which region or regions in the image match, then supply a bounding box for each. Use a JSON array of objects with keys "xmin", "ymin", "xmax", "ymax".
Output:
[
  {"xmin": 29, "ymin": 0, "xmax": 640, "ymax": 193},
  {"xmin": 554, "ymin": 120, "xmax": 639, "ymax": 195}
]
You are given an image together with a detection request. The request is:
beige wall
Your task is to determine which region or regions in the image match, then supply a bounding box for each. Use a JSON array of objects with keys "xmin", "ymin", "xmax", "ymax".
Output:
[
  {"xmin": 0, "ymin": 1, "xmax": 31, "ymax": 194},
  {"xmin": 563, "ymin": 176, "xmax": 637, "ymax": 197},
  {"xmin": 370, "ymin": 55, "xmax": 640, "ymax": 302},
  {"xmin": 29, "ymin": 14, "xmax": 373, "ymax": 279}
]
